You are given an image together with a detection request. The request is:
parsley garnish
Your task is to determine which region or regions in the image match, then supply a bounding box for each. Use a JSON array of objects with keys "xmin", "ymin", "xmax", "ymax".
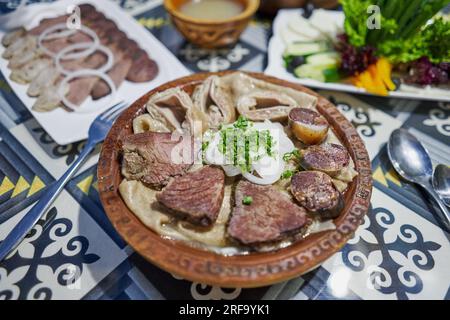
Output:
[
  {"xmin": 283, "ymin": 149, "xmax": 300, "ymax": 162},
  {"xmin": 233, "ymin": 115, "xmax": 249, "ymax": 130},
  {"xmin": 242, "ymin": 196, "xmax": 253, "ymax": 205},
  {"xmin": 281, "ymin": 170, "xmax": 294, "ymax": 179}
]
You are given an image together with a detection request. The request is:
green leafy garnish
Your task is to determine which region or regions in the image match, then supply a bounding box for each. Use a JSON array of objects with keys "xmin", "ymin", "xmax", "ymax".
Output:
[
  {"xmin": 283, "ymin": 149, "xmax": 300, "ymax": 162},
  {"xmin": 378, "ymin": 17, "xmax": 450, "ymax": 63},
  {"xmin": 281, "ymin": 170, "xmax": 294, "ymax": 179},
  {"xmin": 340, "ymin": 0, "xmax": 450, "ymax": 63},
  {"xmin": 242, "ymin": 196, "xmax": 253, "ymax": 205},
  {"xmin": 216, "ymin": 117, "xmax": 276, "ymax": 173},
  {"xmin": 233, "ymin": 115, "xmax": 250, "ymax": 130}
]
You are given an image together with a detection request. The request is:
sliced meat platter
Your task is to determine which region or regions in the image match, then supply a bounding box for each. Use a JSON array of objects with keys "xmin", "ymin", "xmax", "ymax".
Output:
[{"xmin": 1, "ymin": 3, "xmax": 159, "ymax": 113}]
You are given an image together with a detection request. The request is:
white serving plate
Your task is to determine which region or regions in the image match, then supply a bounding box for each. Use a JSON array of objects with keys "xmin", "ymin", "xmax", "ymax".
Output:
[
  {"xmin": 265, "ymin": 9, "xmax": 450, "ymax": 103},
  {"xmin": 0, "ymin": 0, "xmax": 190, "ymax": 145}
]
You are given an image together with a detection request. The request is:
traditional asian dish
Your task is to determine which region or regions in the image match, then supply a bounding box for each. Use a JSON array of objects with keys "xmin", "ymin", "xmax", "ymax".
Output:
[
  {"xmin": 118, "ymin": 72, "xmax": 358, "ymax": 254},
  {"xmin": 1, "ymin": 3, "xmax": 158, "ymax": 112}
]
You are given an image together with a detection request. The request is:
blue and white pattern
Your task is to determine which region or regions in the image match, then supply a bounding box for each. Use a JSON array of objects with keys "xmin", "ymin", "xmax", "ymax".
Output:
[{"xmin": 0, "ymin": 1, "xmax": 449, "ymax": 300}]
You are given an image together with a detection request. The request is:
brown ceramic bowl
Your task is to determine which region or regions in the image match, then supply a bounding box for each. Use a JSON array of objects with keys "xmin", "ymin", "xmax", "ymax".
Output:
[
  {"xmin": 164, "ymin": 0, "xmax": 260, "ymax": 48},
  {"xmin": 97, "ymin": 72, "xmax": 372, "ymax": 288}
]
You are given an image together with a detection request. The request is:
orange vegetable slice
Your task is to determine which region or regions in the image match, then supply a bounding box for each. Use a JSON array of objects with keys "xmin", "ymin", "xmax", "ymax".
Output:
[
  {"xmin": 368, "ymin": 64, "xmax": 388, "ymax": 96},
  {"xmin": 377, "ymin": 58, "xmax": 396, "ymax": 91},
  {"xmin": 359, "ymin": 70, "xmax": 378, "ymax": 94}
]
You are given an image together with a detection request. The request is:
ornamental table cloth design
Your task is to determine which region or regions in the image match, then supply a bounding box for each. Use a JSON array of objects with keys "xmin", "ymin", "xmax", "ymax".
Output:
[{"xmin": 0, "ymin": 0, "xmax": 449, "ymax": 300}]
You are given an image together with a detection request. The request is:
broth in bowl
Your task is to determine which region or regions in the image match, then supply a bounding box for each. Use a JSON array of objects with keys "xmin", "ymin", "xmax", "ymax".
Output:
[{"xmin": 180, "ymin": 0, "xmax": 244, "ymax": 20}]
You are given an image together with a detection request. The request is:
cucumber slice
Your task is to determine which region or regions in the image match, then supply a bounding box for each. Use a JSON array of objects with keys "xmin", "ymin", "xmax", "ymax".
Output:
[
  {"xmin": 283, "ymin": 41, "xmax": 329, "ymax": 57},
  {"xmin": 306, "ymin": 52, "xmax": 340, "ymax": 66},
  {"xmin": 294, "ymin": 64, "xmax": 340, "ymax": 82},
  {"xmin": 322, "ymin": 68, "xmax": 341, "ymax": 82},
  {"xmin": 294, "ymin": 64, "xmax": 325, "ymax": 81}
]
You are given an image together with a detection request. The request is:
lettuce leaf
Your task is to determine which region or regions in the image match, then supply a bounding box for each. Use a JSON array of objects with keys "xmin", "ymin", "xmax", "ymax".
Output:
[
  {"xmin": 378, "ymin": 18, "xmax": 450, "ymax": 63},
  {"xmin": 340, "ymin": 0, "xmax": 450, "ymax": 63}
]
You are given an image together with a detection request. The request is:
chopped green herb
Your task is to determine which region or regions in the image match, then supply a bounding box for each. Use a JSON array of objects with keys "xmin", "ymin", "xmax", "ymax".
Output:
[
  {"xmin": 283, "ymin": 149, "xmax": 300, "ymax": 162},
  {"xmin": 213, "ymin": 117, "xmax": 277, "ymax": 173},
  {"xmin": 244, "ymin": 135, "xmax": 250, "ymax": 172},
  {"xmin": 281, "ymin": 170, "xmax": 294, "ymax": 179},
  {"xmin": 220, "ymin": 129, "xmax": 227, "ymax": 154},
  {"xmin": 242, "ymin": 196, "xmax": 253, "ymax": 205},
  {"xmin": 233, "ymin": 115, "xmax": 250, "ymax": 130},
  {"xmin": 261, "ymin": 130, "xmax": 274, "ymax": 156},
  {"xmin": 201, "ymin": 141, "xmax": 209, "ymax": 163}
]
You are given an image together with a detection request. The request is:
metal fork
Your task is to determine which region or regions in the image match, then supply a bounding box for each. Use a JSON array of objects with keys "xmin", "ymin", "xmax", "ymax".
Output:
[{"xmin": 0, "ymin": 101, "xmax": 128, "ymax": 262}]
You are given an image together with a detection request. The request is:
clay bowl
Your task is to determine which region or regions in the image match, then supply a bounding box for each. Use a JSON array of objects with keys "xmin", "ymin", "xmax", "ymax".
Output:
[
  {"xmin": 164, "ymin": 0, "xmax": 260, "ymax": 48},
  {"xmin": 97, "ymin": 72, "xmax": 372, "ymax": 288}
]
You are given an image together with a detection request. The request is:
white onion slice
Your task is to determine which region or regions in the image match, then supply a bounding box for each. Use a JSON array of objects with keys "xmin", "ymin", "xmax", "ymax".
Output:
[
  {"xmin": 55, "ymin": 43, "xmax": 114, "ymax": 75},
  {"xmin": 222, "ymin": 165, "xmax": 241, "ymax": 177},
  {"xmin": 38, "ymin": 23, "xmax": 99, "ymax": 59},
  {"xmin": 58, "ymin": 69, "xmax": 116, "ymax": 113},
  {"xmin": 243, "ymin": 171, "xmax": 282, "ymax": 185}
]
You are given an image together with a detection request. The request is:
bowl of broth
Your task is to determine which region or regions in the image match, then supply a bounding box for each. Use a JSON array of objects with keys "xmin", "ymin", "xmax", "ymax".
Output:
[{"xmin": 164, "ymin": 0, "xmax": 260, "ymax": 48}]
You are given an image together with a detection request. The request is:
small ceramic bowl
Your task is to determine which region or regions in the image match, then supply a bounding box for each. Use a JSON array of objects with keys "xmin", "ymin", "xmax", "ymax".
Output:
[{"xmin": 164, "ymin": 0, "xmax": 260, "ymax": 48}]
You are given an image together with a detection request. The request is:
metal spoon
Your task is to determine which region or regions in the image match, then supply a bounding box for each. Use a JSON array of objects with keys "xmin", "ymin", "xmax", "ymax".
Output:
[
  {"xmin": 387, "ymin": 128, "xmax": 450, "ymax": 228},
  {"xmin": 433, "ymin": 164, "xmax": 450, "ymax": 207}
]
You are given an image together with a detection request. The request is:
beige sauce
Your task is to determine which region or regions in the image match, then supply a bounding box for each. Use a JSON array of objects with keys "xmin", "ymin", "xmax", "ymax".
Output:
[{"xmin": 180, "ymin": 0, "xmax": 244, "ymax": 20}]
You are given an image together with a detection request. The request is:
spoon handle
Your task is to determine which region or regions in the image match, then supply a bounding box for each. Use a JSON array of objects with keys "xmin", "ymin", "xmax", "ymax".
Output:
[{"xmin": 422, "ymin": 184, "xmax": 450, "ymax": 229}]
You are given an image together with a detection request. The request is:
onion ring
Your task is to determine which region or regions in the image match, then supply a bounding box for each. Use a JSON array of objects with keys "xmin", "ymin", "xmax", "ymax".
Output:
[
  {"xmin": 38, "ymin": 23, "xmax": 99, "ymax": 59},
  {"xmin": 55, "ymin": 43, "xmax": 114, "ymax": 75},
  {"xmin": 58, "ymin": 69, "xmax": 116, "ymax": 113}
]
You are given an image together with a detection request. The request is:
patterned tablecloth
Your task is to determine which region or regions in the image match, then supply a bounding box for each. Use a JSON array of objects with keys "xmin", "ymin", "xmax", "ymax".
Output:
[{"xmin": 0, "ymin": 0, "xmax": 449, "ymax": 300}]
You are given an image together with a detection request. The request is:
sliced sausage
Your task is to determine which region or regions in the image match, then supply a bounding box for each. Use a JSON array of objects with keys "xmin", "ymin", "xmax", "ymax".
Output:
[
  {"xmin": 291, "ymin": 171, "xmax": 343, "ymax": 219},
  {"xmin": 299, "ymin": 143, "xmax": 350, "ymax": 176},
  {"xmin": 126, "ymin": 49, "xmax": 159, "ymax": 83},
  {"xmin": 288, "ymin": 107, "xmax": 329, "ymax": 145}
]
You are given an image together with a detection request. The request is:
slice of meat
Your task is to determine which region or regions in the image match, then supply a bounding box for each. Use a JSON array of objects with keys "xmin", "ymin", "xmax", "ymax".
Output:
[
  {"xmin": 63, "ymin": 50, "xmax": 108, "ymax": 106},
  {"xmin": 156, "ymin": 166, "xmax": 225, "ymax": 226},
  {"xmin": 79, "ymin": 3, "xmax": 97, "ymax": 16},
  {"xmin": 2, "ymin": 35, "xmax": 37, "ymax": 59},
  {"xmin": 91, "ymin": 56, "xmax": 132, "ymax": 99},
  {"xmin": 126, "ymin": 52, "xmax": 158, "ymax": 83},
  {"xmin": 288, "ymin": 107, "xmax": 329, "ymax": 145},
  {"xmin": 10, "ymin": 58, "xmax": 51, "ymax": 84},
  {"xmin": 228, "ymin": 180, "xmax": 308, "ymax": 245},
  {"xmin": 2, "ymin": 27, "xmax": 26, "ymax": 47},
  {"xmin": 28, "ymin": 15, "xmax": 69, "ymax": 36},
  {"xmin": 32, "ymin": 81, "xmax": 68, "ymax": 112},
  {"xmin": 299, "ymin": 143, "xmax": 350, "ymax": 176},
  {"xmin": 90, "ymin": 37, "xmax": 134, "ymax": 100},
  {"xmin": 291, "ymin": 171, "xmax": 343, "ymax": 219},
  {"xmin": 121, "ymin": 132, "xmax": 193, "ymax": 189},
  {"xmin": 27, "ymin": 66, "xmax": 59, "ymax": 97}
]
